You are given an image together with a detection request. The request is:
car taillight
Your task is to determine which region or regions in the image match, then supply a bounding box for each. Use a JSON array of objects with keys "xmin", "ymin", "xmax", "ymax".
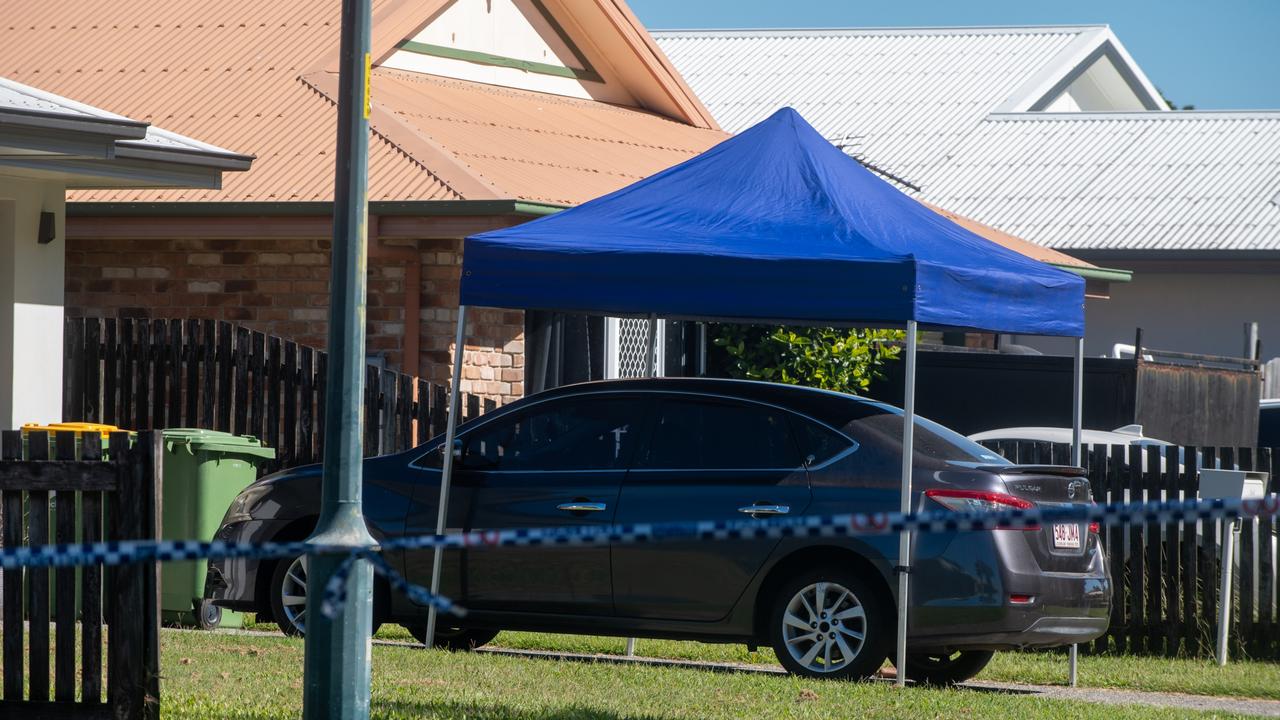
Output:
[{"xmin": 924, "ymin": 489, "xmax": 1038, "ymax": 530}]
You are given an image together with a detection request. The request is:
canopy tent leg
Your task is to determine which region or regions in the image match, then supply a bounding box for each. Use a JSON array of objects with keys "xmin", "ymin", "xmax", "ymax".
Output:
[
  {"xmin": 895, "ymin": 321, "xmax": 917, "ymax": 687},
  {"xmin": 424, "ymin": 305, "xmax": 469, "ymax": 648},
  {"xmin": 697, "ymin": 323, "xmax": 708, "ymax": 377},
  {"xmin": 646, "ymin": 313, "xmax": 658, "ymax": 377},
  {"xmin": 624, "ymin": 313, "xmax": 660, "ymax": 657},
  {"xmin": 1069, "ymin": 336, "xmax": 1084, "ymax": 685}
]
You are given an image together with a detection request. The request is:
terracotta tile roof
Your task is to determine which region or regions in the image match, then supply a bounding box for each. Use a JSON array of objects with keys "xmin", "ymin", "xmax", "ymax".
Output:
[
  {"xmin": 921, "ymin": 201, "xmax": 1098, "ymax": 270},
  {"xmin": 0, "ymin": 0, "xmax": 723, "ymax": 204},
  {"xmin": 370, "ymin": 69, "xmax": 727, "ymax": 205}
]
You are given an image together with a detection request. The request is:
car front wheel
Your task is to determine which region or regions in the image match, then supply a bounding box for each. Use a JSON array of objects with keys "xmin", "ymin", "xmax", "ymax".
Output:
[
  {"xmin": 268, "ymin": 554, "xmax": 381, "ymax": 637},
  {"xmin": 904, "ymin": 650, "xmax": 994, "ymax": 685},
  {"xmin": 768, "ymin": 569, "xmax": 888, "ymax": 680}
]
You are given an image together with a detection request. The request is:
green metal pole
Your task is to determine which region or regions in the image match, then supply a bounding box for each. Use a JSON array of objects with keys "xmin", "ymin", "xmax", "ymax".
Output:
[{"xmin": 302, "ymin": 0, "xmax": 376, "ymax": 717}]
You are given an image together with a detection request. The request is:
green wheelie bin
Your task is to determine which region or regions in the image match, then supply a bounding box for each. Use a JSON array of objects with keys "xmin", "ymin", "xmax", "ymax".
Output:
[{"xmin": 160, "ymin": 429, "xmax": 276, "ymax": 629}]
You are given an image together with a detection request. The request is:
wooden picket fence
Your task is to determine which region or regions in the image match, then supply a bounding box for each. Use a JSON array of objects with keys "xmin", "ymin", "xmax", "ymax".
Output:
[
  {"xmin": 62, "ymin": 318, "xmax": 494, "ymax": 472},
  {"xmin": 0, "ymin": 430, "xmax": 161, "ymax": 719},
  {"xmin": 985, "ymin": 440, "xmax": 1280, "ymax": 660}
]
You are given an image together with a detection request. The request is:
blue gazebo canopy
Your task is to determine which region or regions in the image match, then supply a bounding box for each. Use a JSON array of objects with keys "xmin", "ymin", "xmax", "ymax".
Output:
[{"xmin": 462, "ymin": 108, "xmax": 1083, "ymax": 337}]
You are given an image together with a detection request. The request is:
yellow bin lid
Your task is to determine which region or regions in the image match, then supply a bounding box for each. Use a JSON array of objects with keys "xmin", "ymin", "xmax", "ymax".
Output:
[{"xmin": 21, "ymin": 422, "xmax": 124, "ymax": 439}]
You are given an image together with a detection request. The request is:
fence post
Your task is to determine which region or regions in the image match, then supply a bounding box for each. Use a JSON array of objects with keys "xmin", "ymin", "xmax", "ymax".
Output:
[{"xmin": 109, "ymin": 431, "xmax": 161, "ymax": 719}]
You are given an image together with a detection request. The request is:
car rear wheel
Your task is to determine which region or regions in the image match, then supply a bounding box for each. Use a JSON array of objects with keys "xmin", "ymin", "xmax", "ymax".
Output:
[
  {"xmin": 768, "ymin": 569, "xmax": 888, "ymax": 680},
  {"xmin": 268, "ymin": 554, "xmax": 381, "ymax": 637},
  {"xmin": 405, "ymin": 624, "xmax": 499, "ymax": 651},
  {"xmin": 904, "ymin": 650, "xmax": 994, "ymax": 685}
]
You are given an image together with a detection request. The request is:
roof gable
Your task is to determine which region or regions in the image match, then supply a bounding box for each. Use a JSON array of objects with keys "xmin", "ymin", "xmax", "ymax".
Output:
[
  {"xmin": 654, "ymin": 26, "xmax": 1164, "ymax": 181},
  {"xmin": 0, "ymin": 0, "xmax": 722, "ymax": 204}
]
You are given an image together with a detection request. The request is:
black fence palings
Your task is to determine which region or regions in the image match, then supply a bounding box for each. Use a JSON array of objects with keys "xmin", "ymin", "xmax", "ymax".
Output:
[
  {"xmin": 63, "ymin": 318, "xmax": 492, "ymax": 473},
  {"xmin": 982, "ymin": 439, "xmax": 1280, "ymax": 660},
  {"xmin": 0, "ymin": 430, "xmax": 160, "ymax": 719}
]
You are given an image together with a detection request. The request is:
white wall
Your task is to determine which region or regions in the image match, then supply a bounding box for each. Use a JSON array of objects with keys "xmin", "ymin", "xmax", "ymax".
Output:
[
  {"xmin": 0, "ymin": 174, "xmax": 65, "ymax": 429},
  {"xmin": 1014, "ymin": 270, "xmax": 1280, "ymax": 362},
  {"xmin": 381, "ymin": 0, "xmax": 635, "ymax": 105}
]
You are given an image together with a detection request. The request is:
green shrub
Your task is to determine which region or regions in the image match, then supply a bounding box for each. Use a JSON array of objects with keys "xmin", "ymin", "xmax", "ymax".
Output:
[{"xmin": 712, "ymin": 325, "xmax": 905, "ymax": 394}]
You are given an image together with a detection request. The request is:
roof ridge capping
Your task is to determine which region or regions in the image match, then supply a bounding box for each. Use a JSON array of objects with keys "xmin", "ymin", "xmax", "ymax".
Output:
[
  {"xmin": 987, "ymin": 109, "xmax": 1280, "ymax": 120},
  {"xmin": 650, "ymin": 24, "xmax": 1110, "ymax": 37}
]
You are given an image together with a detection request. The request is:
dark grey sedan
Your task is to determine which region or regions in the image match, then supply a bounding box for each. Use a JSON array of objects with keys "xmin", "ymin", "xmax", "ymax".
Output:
[{"xmin": 208, "ymin": 378, "xmax": 1109, "ymax": 683}]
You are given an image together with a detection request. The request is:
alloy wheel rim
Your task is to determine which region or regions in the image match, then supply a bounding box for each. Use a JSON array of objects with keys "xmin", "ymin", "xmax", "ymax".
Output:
[
  {"xmin": 781, "ymin": 581, "xmax": 866, "ymax": 673},
  {"xmin": 280, "ymin": 555, "xmax": 308, "ymax": 634}
]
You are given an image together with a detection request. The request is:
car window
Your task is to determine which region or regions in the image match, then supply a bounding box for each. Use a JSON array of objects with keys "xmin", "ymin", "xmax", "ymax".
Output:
[
  {"xmin": 844, "ymin": 411, "xmax": 1010, "ymax": 467},
  {"xmin": 635, "ymin": 397, "xmax": 802, "ymax": 470},
  {"xmin": 790, "ymin": 416, "xmax": 856, "ymax": 467},
  {"xmin": 460, "ymin": 398, "xmax": 641, "ymax": 472}
]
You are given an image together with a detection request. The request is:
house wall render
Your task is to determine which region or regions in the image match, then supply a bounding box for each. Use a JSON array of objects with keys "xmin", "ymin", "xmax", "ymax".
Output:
[{"xmin": 0, "ymin": 176, "xmax": 66, "ymax": 428}]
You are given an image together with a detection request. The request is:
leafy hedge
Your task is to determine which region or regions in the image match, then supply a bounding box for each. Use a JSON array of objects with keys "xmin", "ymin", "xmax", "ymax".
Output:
[{"xmin": 712, "ymin": 325, "xmax": 905, "ymax": 394}]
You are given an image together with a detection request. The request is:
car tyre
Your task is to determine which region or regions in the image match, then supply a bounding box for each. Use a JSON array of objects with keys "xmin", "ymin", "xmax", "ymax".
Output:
[
  {"xmin": 194, "ymin": 599, "xmax": 222, "ymax": 630},
  {"xmin": 268, "ymin": 554, "xmax": 381, "ymax": 637},
  {"xmin": 904, "ymin": 650, "xmax": 994, "ymax": 685},
  {"xmin": 405, "ymin": 624, "xmax": 499, "ymax": 651},
  {"xmin": 768, "ymin": 568, "xmax": 888, "ymax": 680}
]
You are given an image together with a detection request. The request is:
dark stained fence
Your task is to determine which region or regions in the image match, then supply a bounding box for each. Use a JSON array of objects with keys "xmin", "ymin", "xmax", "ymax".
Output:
[
  {"xmin": 0, "ymin": 430, "xmax": 161, "ymax": 719},
  {"xmin": 868, "ymin": 344, "xmax": 1261, "ymax": 447},
  {"xmin": 63, "ymin": 318, "xmax": 493, "ymax": 472},
  {"xmin": 984, "ymin": 440, "xmax": 1280, "ymax": 660}
]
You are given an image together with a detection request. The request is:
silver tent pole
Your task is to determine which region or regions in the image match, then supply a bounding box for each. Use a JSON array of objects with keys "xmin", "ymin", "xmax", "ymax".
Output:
[
  {"xmin": 896, "ymin": 320, "xmax": 917, "ymax": 687},
  {"xmin": 646, "ymin": 313, "xmax": 658, "ymax": 377},
  {"xmin": 1069, "ymin": 335, "xmax": 1084, "ymax": 686},
  {"xmin": 697, "ymin": 323, "xmax": 708, "ymax": 376},
  {"xmin": 629, "ymin": 312, "xmax": 659, "ymax": 658},
  {"xmin": 424, "ymin": 304, "xmax": 468, "ymax": 647}
]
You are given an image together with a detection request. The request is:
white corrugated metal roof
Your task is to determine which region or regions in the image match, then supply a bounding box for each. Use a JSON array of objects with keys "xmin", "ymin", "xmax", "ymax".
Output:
[
  {"xmin": 924, "ymin": 112, "xmax": 1280, "ymax": 251},
  {"xmin": 653, "ymin": 26, "xmax": 1113, "ymax": 180},
  {"xmin": 0, "ymin": 75, "xmax": 249, "ymax": 163},
  {"xmin": 654, "ymin": 26, "xmax": 1277, "ymax": 254}
]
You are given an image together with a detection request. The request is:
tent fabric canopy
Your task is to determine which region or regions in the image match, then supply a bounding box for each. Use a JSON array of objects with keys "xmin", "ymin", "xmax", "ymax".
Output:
[{"xmin": 462, "ymin": 108, "xmax": 1084, "ymax": 337}]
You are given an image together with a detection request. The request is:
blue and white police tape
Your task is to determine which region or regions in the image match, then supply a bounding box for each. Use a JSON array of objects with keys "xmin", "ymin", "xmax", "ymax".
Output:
[
  {"xmin": 0, "ymin": 535, "xmax": 463, "ymax": 622},
  {"xmin": 375, "ymin": 493, "xmax": 1280, "ymax": 552},
  {"xmin": 2, "ymin": 494, "xmax": 1276, "ymax": 622}
]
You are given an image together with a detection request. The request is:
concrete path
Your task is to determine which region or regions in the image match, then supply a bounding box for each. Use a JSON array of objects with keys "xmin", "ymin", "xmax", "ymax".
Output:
[{"xmin": 475, "ymin": 645, "xmax": 1280, "ymax": 718}]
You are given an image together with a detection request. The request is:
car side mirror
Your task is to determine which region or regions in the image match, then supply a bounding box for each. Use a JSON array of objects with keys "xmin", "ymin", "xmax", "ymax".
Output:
[{"xmin": 440, "ymin": 438, "xmax": 462, "ymax": 459}]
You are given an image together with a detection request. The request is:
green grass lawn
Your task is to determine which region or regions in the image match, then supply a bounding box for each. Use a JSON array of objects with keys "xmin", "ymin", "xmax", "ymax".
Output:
[
  {"xmin": 162, "ymin": 630, "xmax": 1262, "ymax": 720},
  {"xmin": 239, "ymin": 616, "xmax": 1280, "ymax": 703}
]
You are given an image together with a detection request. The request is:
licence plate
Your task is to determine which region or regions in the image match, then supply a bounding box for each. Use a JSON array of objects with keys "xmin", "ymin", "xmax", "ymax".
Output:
[{"xmin": 1053, "ymin": 523, "xmax": 1081, "ymax": 549}]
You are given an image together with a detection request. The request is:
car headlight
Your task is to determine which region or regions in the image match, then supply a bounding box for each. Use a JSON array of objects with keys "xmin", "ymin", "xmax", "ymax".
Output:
[{"xmin": 222, "ymin": 485, "xmax": 268, "ymax": 524}]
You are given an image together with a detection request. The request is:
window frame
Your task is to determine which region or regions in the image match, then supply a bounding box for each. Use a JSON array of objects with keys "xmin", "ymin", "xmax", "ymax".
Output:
[
  {"xmin": 408, "ymin": 388, "xmax": 859, "ymax": 474},
  {"xmin": 410, "ymin": 393, "xmax": 653, "ymax": 474}
]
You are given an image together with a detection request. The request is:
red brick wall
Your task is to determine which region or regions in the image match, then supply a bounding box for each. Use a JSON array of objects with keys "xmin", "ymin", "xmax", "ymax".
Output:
[{"xmin": 64, "ymin": 233, "xmax": 525, "ymax": 404}]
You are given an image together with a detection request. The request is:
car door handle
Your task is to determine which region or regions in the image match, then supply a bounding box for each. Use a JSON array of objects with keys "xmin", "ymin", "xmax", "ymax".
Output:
[
  {"xmin": 737, "ymin": 504, "xmax": 790, "ymax": 515},
  {"xmin": 557, "ymin": 502, "xmax": 607, "ymax": 512}
]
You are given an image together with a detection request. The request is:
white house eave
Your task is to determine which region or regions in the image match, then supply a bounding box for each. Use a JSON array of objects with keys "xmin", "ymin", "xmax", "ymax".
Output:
[
  {"xmin": 0, "ymin": 123, "xmax": 119, "ymax": 160},
  {"xmin": 114, "ymin": 142, "xmax": 254, "ymax": 171},
  {"xmin": 0, "ymin": 105, "xmax": 149, "ymax": 140},
  {"xmin": 0, "ymin": 157, "xmax": 225, "ymax": 189},
  {"xmin": 995, "ymin": 26, "xmax": 1165, "ymax": 113}
]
